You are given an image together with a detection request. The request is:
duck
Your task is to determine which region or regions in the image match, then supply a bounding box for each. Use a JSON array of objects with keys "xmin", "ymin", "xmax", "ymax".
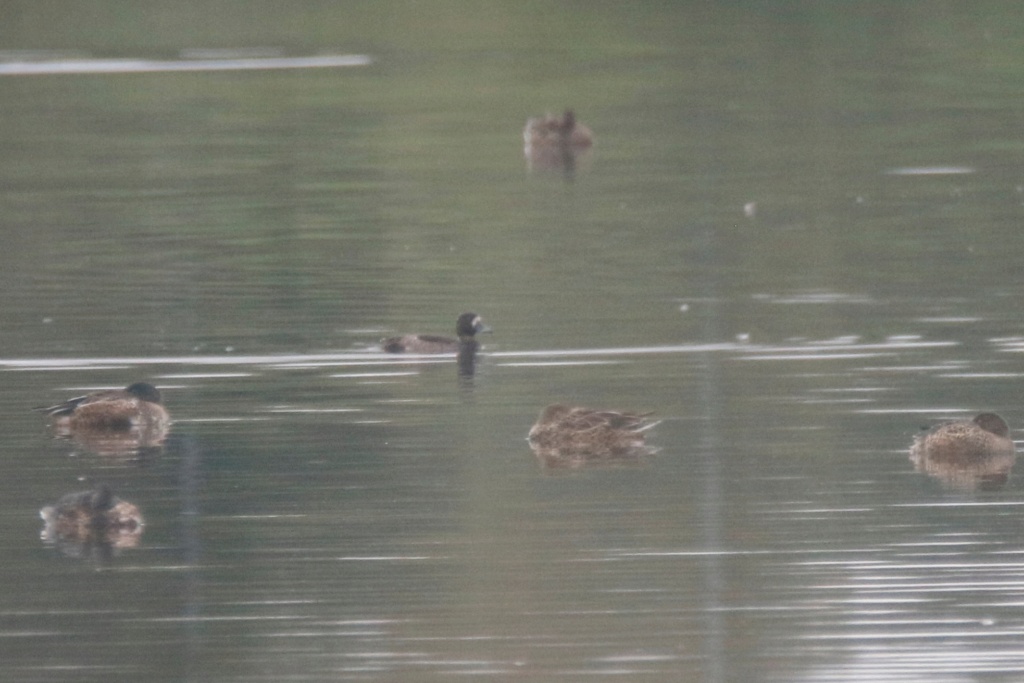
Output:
[
  {"xmin": 37, "ymin": 381, "xmax": 171, "ymax": 432},
  {"xmin": 39, "ymin": 485, "xmax": 144, "ymax": 549},
  {"xmin": 910, "ymin": 412, "xmax": 1015, "ymax": 489},
  {"xmin": 911, "ymin": 412, "xmax": 1015, "ymax": 462},
  {"xmin": 523, "ymin": 109, "xmax": 593, "ymax": 172},
  {"xmin": 381, "ymin": 312, "xmax": 491, "ymax": 354},
  {"xmin": 528, "ymin": 403, "xmax": 659, "ymax": 466}
]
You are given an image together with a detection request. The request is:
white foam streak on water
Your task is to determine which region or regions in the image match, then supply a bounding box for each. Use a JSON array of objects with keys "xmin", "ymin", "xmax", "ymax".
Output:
[
  {"xmin": 856, "ymin": 408, "xmax": 973, "ymax": 414},
  {"xmin": 174, "ymin": 417, "xmax": 274, "ymax": 423},
  {"xmin": 0, "ymin": 354, "xmax": 442, "ymax": 368},
  {"xmin": 281, "ymin": 359, "xmax": 450, "ymax": 368},
  {"xmin": 918, "ymin": 316, "xmax": 984, "ymax": 323},
  {"xmin": 740, "ymin": 353, "xmax": 891, "ymax": 361},
  {"xmin": 262, "ymin": 407, "xmax": 363, "ymax": 413},
  {"xmin": 157, "ymin": 372, "xmax": 256, "ymax": 379},
  {"xmin": 595, "ymin": 654, "xmax": 680, "ymax": 663},
  {"xmin": 936, "ymin": 372, "xmax": 1024, "ymax": 378},
  {"xmin": 0, "ymin": 54, "xmax": 371, "ymax": 76},
  {"xmin": 739, "ymin": 341, "xmax": 958, "ymax": 353},
  {"xmin": 329, "ymin": 372, "xmax": 420, "ymax": 378},
  {"xmin": 884, "ymin": 166, "xmax": 976, "ymax": 175},
  {"xmin": 860, "ymin": 365, "xmax": 968, "ymax": 372},
  {"xmin": 332, "ymin": 555, "xmax": 437, "ymax": 562},
  {"xmin": 490, "ymin": 343, "xmax": 741, "ymax": 356},
  {"xmin": 0, "ymin": 337, "xmax": 962, "ymax": 370},
  {"xmin": 496, "ymin": 360, "xmax": 622, "ymax": 367},
  {"xmin": 890, "ymin": 501, "xmax": 1024, "ymax": 508}
]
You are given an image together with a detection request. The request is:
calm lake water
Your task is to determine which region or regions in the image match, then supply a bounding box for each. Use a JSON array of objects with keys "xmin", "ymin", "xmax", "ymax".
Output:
[{"xmin": 4, "ymin": 3, "xmax": 1024, "ymax": 681}]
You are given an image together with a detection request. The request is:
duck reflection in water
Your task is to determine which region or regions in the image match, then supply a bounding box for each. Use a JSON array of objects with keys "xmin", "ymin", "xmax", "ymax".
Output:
[
  {"xmin": 36, "ymin": 381, "xmax": 171, "ymax": 458},
  {"xmin": 523, "ymin": 109, "xmax": 593, "ymax": 177},
  {"xmin": 910, "ymin": 412, "xmax": 1016, "ymax": 491},
  {"xmin": 40, "ymin": 485, "xmax": 144, "ymax": 561},
  {"xmin": 528, "ymin": 403, "xmax": 659, "ymax": 470}
]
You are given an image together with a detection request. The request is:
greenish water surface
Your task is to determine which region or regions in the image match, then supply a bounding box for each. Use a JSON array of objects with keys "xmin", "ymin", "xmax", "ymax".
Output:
[{"xmin": 4, "ymin": 3, "xmax": 1024, "ymax": 682}]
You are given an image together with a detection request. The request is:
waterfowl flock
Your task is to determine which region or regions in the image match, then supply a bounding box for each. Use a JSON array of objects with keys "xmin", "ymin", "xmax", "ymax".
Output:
[
  {"xmin": 36, "ymin": 106, "xmax": 599, "ymax": 557},
  {"xmin": 33, "ymin": 109, "xmax": 1017, "ymax": 562},
  {"xmin": 35, "ymin": 307, "xmax": 1022, "ymax": 558},
  {"xmin": 33, "ymin": 312, "xmax": 1022, "ymax": 559}
]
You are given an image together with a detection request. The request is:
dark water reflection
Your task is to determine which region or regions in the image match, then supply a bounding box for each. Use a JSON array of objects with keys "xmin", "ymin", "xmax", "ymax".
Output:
[{"xmin": 6, "ymin": 1, "xmax": 1024, "ymax": 681}]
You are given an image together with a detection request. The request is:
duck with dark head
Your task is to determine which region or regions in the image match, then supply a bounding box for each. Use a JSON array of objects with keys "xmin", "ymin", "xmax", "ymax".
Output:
[
  {"xmin": 381, "ymin": 312, "xmax": 491, "ymax": 354},
  {"xmin": 523, "ymin": 109, "xmax": 593, "ymax": 175},
  {"xmin": 37, "ymin": 381, "xmax": 170, "ymax": 432},
  {"xmin": 36, "ymin": 381, "xmax": 171, "ymax": 456}
]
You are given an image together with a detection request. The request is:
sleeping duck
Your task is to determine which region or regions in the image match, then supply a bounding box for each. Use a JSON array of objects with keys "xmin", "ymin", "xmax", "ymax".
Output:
[{"xmin": 528, "ymin": 403, "xmax": 659, "ymax": 468}]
